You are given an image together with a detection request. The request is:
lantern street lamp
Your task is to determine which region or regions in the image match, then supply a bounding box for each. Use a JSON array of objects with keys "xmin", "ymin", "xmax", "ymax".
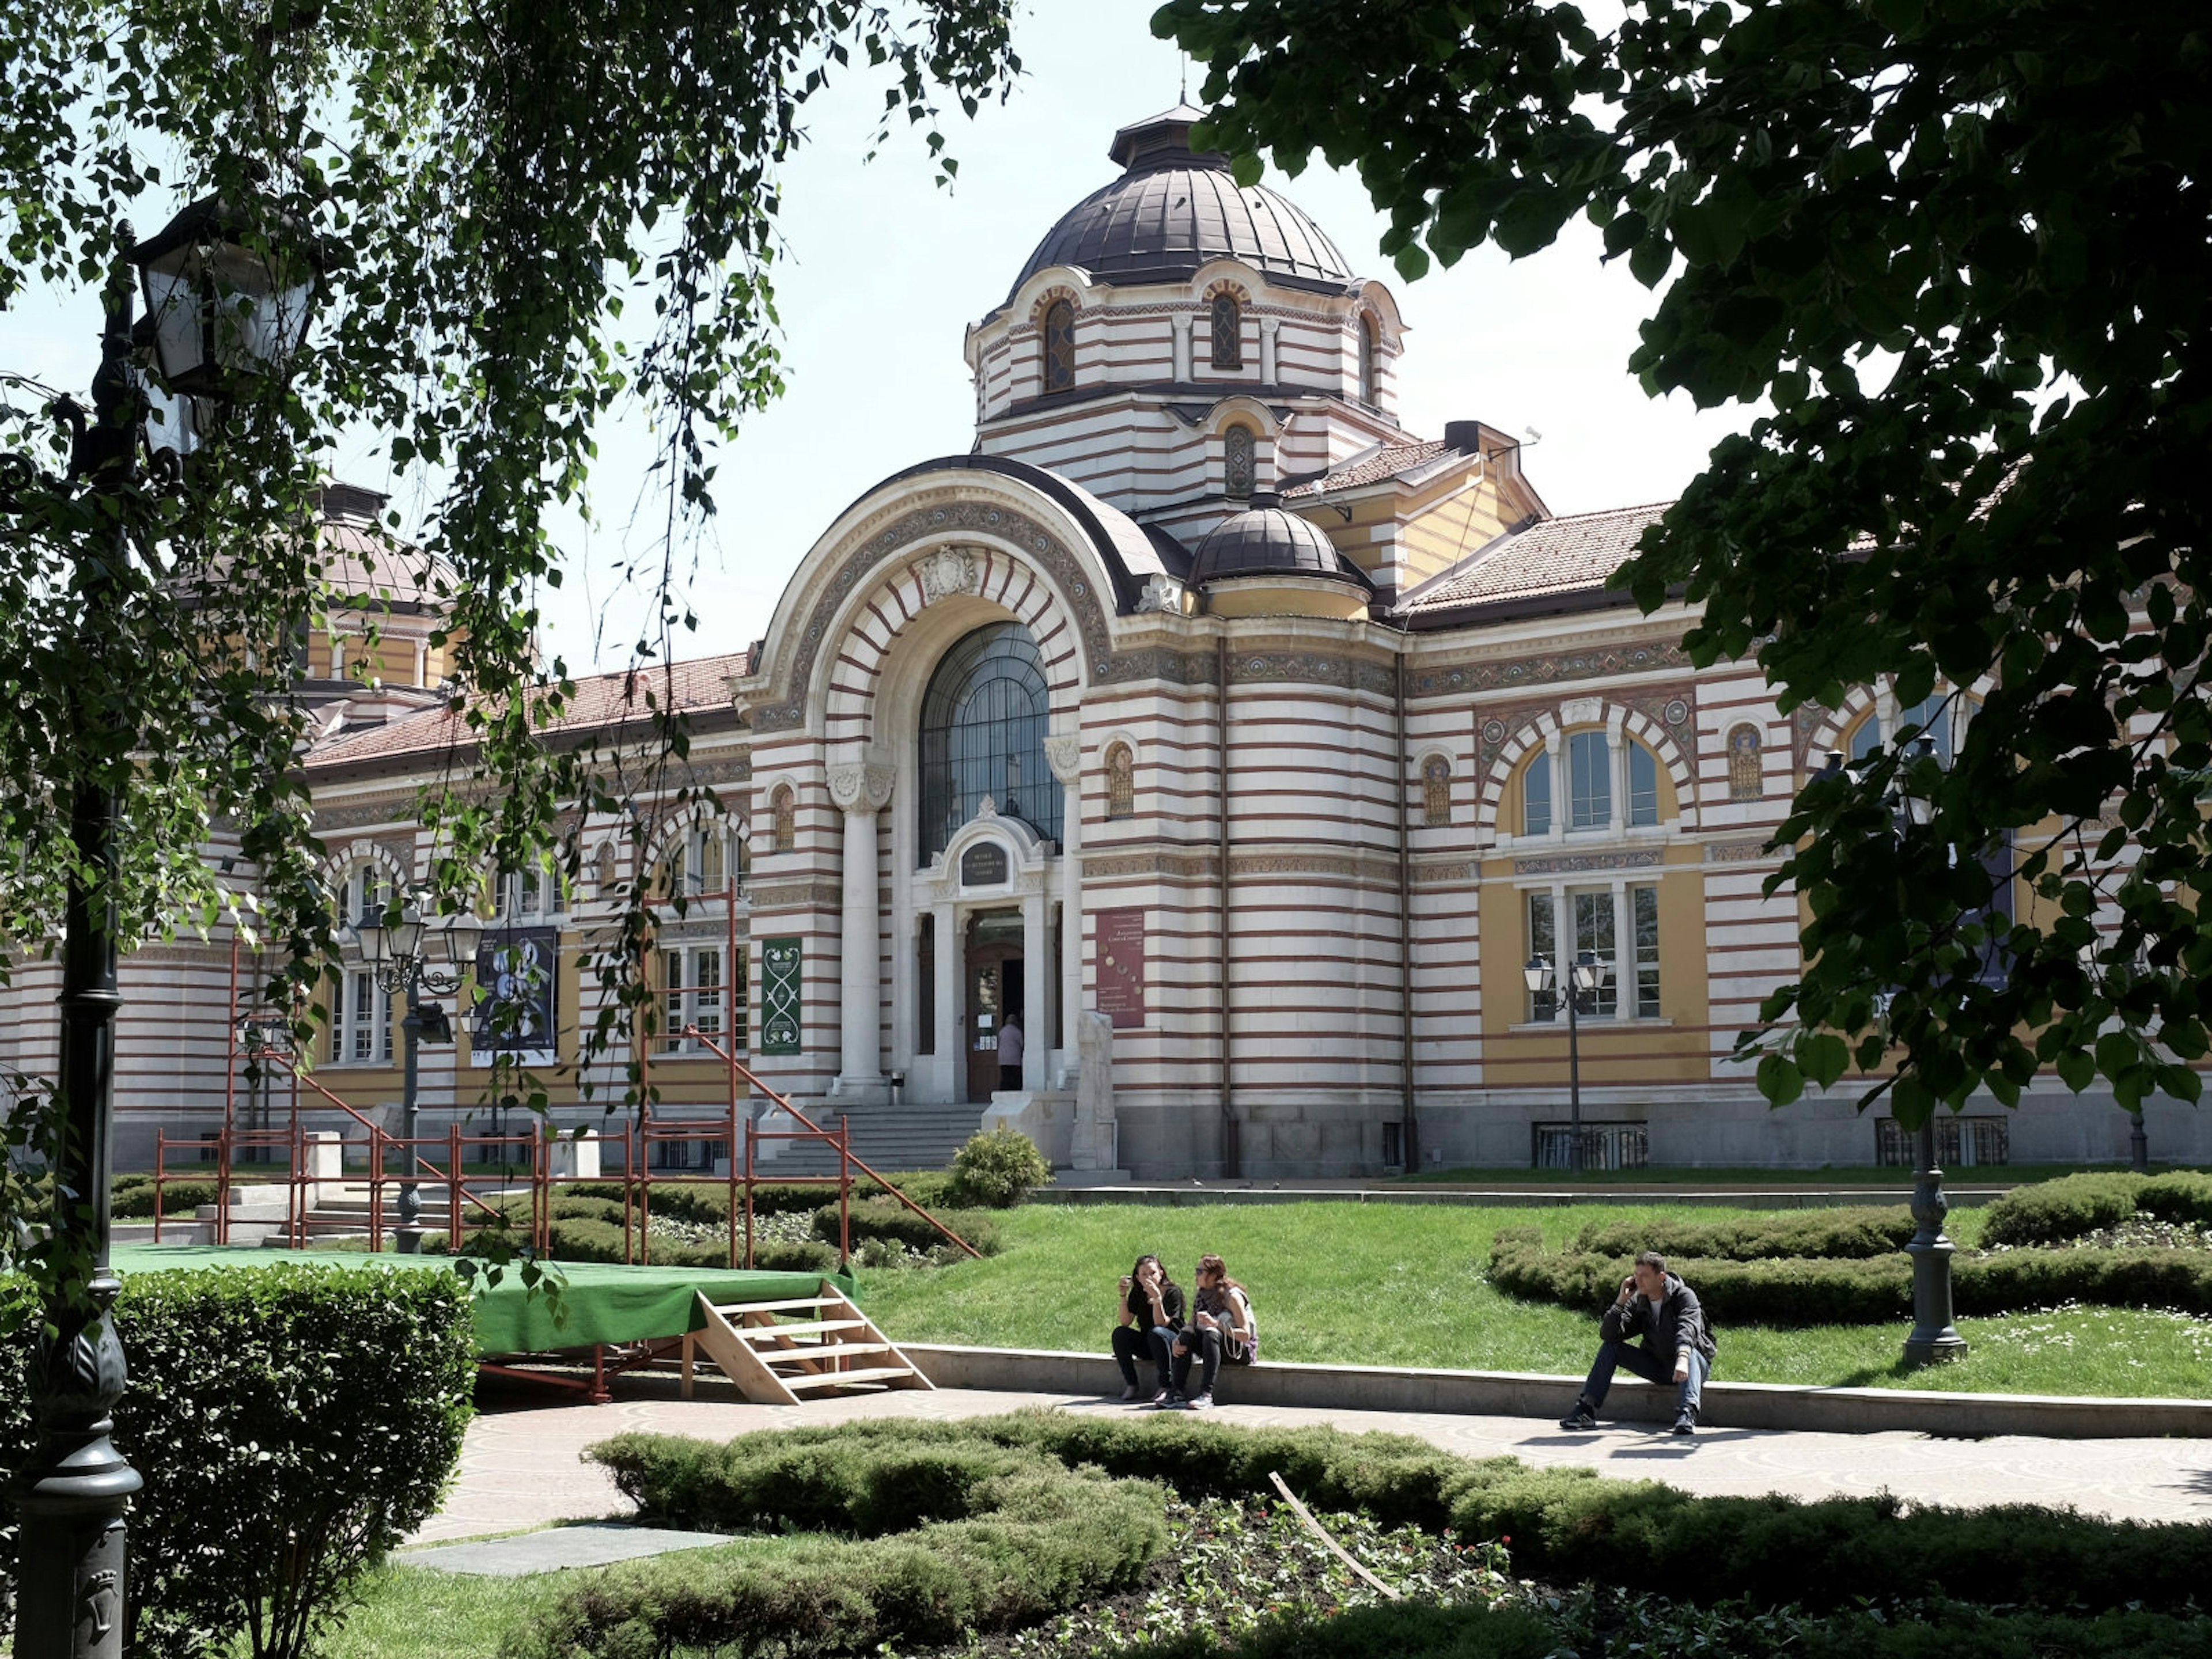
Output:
[
  {"xmin": 1815, "ymin": 739, "xmax": 1967, "ymax": 1366},
  {"xmin": 353, "ymin": 892, "xmax": 482, "ymax": 1253},
  {"xmin": 2, "ymin": 192, "xmax": 323, "ymax": 1659},
  {"xmin": 1523, "ymin": 948, "xmax": 1612, "ymax": 1172}
]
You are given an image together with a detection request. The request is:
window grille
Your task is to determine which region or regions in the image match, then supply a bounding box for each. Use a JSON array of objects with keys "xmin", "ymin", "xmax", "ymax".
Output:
[
  {"xmin": 1534, "ymin": 1123, "xmax": 1649, "ymax": 1171},
  {"xmin": 1210, "ymin": 293, "xmax": 1243, "ymax": 369},
  {"xmin": 1876, "ymin": 1116, "xmax": 2010, "ymax": 1168},
  {"xmin": 918, "ymin": 622, "xmax": 1064, "ymax": 862},
  {"xmin": 1043, "ymin": 299, "xmax": 1076, "ymax": 391}
]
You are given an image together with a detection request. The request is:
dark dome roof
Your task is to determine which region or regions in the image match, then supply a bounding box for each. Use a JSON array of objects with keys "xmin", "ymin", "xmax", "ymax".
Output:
[
  {"xmin": 1010, "ymin": 105, "xmax": 1355, "ymax": 298},
  {"xmin": 1190, "ymin": 505, "xmax": 1369, "ymax": 586}
]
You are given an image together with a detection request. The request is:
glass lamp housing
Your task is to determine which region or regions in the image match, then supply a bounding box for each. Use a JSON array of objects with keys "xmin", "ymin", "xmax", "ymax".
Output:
[{"xmin": 131, "ymin": 196, "xmax": 317, "ymax": 399}]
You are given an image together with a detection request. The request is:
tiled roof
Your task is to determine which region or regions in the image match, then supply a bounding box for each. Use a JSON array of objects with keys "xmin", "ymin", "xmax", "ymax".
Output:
[
  {"xmin": 1281, "ymin": 440, "xmax": 1452, "ymax": 498},
  {"xmin": 304, "ymin": 649, "xmax": 752, "ymax": 771},
  {"xmin": 1393, "ymin": 502, "xmax": 1671, "ymax": 615}
]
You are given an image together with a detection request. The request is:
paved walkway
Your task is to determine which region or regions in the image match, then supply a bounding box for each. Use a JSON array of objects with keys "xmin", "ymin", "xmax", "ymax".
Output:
[{"xmin": 412, "ymin": 1385, "xmax": 2212, "ymax": 1545}]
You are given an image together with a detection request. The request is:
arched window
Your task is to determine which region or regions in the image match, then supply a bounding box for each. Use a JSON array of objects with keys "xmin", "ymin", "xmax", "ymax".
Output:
[
  {"xmin": 769, "ymin": 785, "xmax": 796, "ymax": 853},
  {"xmin": 1422, "ymin": 756, "xmax": 1452, "ymax": 827},
  {"xmin": 335, "ymin": 863, "xmax": 391, "ymax": 927},
  {"xmin": 1627, "ymin": 741, "xmax": 1660, "ymax": 827},
  {"xmin": 1358, "ymin": 315, "xmax": 1379, "ymax": 405},
  {"xmin": 1105, "ymin": 741, "xmax": 1136, "ymax": 819},
  {"xmin": 918, "ymin": 622, "xmax": 1064, "ymax": 862},
  {"xmin": 1521, "ymin": 751, "xmax": 1552, "ymax": 836},
  {"xmin": 1851, "ymin": 691, "xmax": 1966, "ymax": 764},
  {"xmin": 1568, "ymin": 731, "xmax": 1611, "ymax": 828},
  {"xmin": 1042, "ymin": 299, "xmax": 1076, "ymax": 392},
  {"xmin": 1210, "ymin": 293, "xmax": 1243, "ymax": 369},
  {"xmin": 1223, "ymin": 424, "xmax": 1256, "ymax": 499}
]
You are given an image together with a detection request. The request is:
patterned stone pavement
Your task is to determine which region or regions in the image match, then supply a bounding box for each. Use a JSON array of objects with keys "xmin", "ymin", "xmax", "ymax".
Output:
[{"xmin": 411, "ymin": 1384, "xmax": 2212, "ymax": 1544}]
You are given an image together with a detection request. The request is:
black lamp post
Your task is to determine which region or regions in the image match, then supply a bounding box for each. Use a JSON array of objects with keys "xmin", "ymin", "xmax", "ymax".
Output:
[
  {"xmin": 5, "ymin": 195, "xmax": 320, "ymax": 1659},
  {"xmin": 1522, "ymin": 948, "xmax": 1612, "ymax": 1172},
  {"xmin": 1817, "ymin": 740, "xmax": 1967, "ymax": 1367},
  {"xmin": 353, "ymin": 893, "xmax": 481, "ymax": 1253}
]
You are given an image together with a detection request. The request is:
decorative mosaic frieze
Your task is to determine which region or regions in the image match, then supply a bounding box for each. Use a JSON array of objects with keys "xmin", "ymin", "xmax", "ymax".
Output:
[
  {"xmin": 1228, "ymin": 852, "xmax": 1399, "ymax": 884},
  {"xmin": 1510, "ymin": 850, "xmax": 1665, "ymax": 876},
  {"xmin": 1413, "ymin": 639, "xmax": 1691, "ymax": 701},
  {"xmin": 744, "ymin": 881, "xmax": 846, "ymax": 910},
  {"xmin": 1229, "ymin": 652, "xmax": 1396, "ymax": 698},
  {"xmin": 1082, "ymin": 851, "xmax": 1219, "ymax": 881},
  {"xmin": 1705, "ymin": 838, "xmax": 1781, "ymax": 864}
]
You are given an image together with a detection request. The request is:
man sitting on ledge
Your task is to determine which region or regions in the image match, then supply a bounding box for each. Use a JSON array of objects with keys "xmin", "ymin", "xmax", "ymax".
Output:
[{"xmin": 1558, "ymin": 1250, "xmax": 1716, "ymax": 1437}]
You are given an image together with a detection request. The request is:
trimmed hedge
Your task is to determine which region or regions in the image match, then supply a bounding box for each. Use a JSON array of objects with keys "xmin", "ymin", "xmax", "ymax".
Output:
[
  {"xmin": 111, "ymin": 1177, "xmax": 219, "ymax": 1219},
  {"xmin": 1491, "ymin": 1226, "xmax": 2212, "ymax": 1323},
  {"xmin": 526, "ymin": 1434, "xmax": 1169, "ymax": 1659},
  {"xmin": 1573, "ymin": 1206, "xmax": 1915, "ymax": 1262},
  {"xmin": 809, "ymin": 1196, "xmax": 1004, "ymax": 1257},
  {"xmin": 1982, "ymin": 1171, "xmax": 2212, "ymax": 1247},
  {"xmin": 565, "ymin": 1169, "xmax": 960, "ymax": 1221},
  {"xmin": 526, "ymin": 1216, "xmax": 839, "ymax": 1273},
  {"xmin": 581, "ymin": 1414, "xmax": 2212, "ymax": 1618},
  {"xmin": 1, "ymin": 1261, "xmax": 474, "ymax": 1659}
]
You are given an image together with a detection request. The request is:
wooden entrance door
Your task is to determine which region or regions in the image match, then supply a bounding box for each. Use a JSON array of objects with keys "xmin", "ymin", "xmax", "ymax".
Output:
[{"xmin": 964, "ymin": 910, "xmax": 1024, "ymax": 1103}]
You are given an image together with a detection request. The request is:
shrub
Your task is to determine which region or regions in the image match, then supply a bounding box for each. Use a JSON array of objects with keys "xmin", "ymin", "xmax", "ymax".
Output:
[
  {"xmin": 1573, "ymin": 1207, "xmax": 1916, "ymax": 1262},
  {"xmin": 809, "ymin": 1197, "xmax": 1003, "ymax": 1257},
  {"xmin": 1980, "ymin": 1174, "xmax": 2146, "ymax": 1247},
  {"xmin": 1, "ymin": 1261, "xmax": 475, "ymax": 1659},
  {"xmin": 111, "ymin": 1179, "xmax": 219, "ymax": 1219},
  {"xmin": 946, "ymin": 1126, "xmax": 1051, "ymax": 1209},
  {"xmin": 2134, "ymin": 1171, "xmax": 2212, "ymax": 1229},
  {"xmin": 527, "ymin": 1435, "xmax": 1169, "ymax": 1659},
  {"xmin": 586, "ymin": 1414, "xmax": 2212, "ymax": 1617},
  {"xmin": 563, "ymin": 1169, "xmax": 960, "ymax": 1219}
]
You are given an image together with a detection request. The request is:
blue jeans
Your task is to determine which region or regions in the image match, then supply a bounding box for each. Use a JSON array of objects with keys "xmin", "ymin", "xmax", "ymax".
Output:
[{"xmin": 1581, "ymin": 1341, "xmax": 1707, "ymax": 1418}]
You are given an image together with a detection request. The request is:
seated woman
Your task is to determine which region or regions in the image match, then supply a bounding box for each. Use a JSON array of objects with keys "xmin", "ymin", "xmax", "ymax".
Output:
[
  {"xmin": 1171, "ymin": 1253, "xmax": 1257, "ymax": 1410},
  {"xmin": 1110, "ymin": 1253, "xmax": 1184, "ymax": 1403}
]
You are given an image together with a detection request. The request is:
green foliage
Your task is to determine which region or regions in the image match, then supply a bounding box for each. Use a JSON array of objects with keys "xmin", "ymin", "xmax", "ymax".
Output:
[
  {"xmin": 108, "ymin": 1178, "xmax": 218, "ymax": 1219},
  {"xmin": 947, "ymin": 1124, "xmax": 1052, "ymax": 1208},
  {"xmin": 810, "ymin": 1196, "xmax": 1003, "ymax": 1257},
  {"xmin": 1158, "ymin": 0, "xmax": 2212, "ymax": 1127},
  {"xmin": 1, "ymin": 1262, "xmax": 475, "ymax": 1659},
  {"xmin": 1572, "ymin": 1207, "xmax": 1916, "ymax": 1262},
  {"xmin": 563, "ymin": 1170, "xmax": 960, "ymax": 1221},
  {"xmin": 528, "ymin": 1434, "xmax": 1169, "ymax": 1659},
  {"xmin": 521, "ymin": 1214, "xmax": 838, "ymax": 1273},
  {"xmin": 1983, "ymin": 1171, "xmax": 2212, "ymax": 1246}
]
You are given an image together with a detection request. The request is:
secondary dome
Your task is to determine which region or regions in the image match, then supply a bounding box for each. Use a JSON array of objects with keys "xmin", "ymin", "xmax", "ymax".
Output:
[
  {"xmin": 1009, "ymin": 105, "xmax": 1355, "ymax": 298},
  {"xmin": 1190, "ymin": 504, "xmax": 1367, "ymax": 586}
]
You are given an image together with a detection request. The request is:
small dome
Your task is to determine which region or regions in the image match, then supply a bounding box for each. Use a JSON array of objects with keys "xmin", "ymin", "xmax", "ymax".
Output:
[
  {"xmin": 1190, "ymin": 505, "xmax": 1366, "ymax": 586},
  {"xmin": 1010, "ymin": 105, "xmax": 1355, "ymax": 298}
]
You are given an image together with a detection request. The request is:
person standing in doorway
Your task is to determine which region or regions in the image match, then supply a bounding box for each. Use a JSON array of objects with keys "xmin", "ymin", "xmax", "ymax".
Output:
[{"xmin": 998, "ymin": 1012, "xmax": 1024, "ymax": 1090}]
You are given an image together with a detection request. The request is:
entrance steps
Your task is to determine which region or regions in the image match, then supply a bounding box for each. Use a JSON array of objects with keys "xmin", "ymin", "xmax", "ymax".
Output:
[
  {"xmin": 684, "ymin": 1282, "xmax": 933, "ymax": 1404},
  {"xmin": 760, "ymin": 1101, "xmax": 984, "ymax": 1176}
]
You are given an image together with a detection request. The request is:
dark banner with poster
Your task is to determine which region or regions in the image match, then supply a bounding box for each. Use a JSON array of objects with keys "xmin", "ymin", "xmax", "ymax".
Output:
[
  {"xmin": 760, "ymin": 936, "xmax": 804, "ymax": 1055},
  {"xmin": 1096, "ymin": 907, "xmax": 1145, "ymax": 1029},
  {"xmin": 475, "ymin": 927, "xmax": 558, "ymax": 1065}
]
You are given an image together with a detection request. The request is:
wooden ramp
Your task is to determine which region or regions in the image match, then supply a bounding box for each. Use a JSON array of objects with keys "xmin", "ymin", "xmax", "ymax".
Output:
[{"xmin": 684, "ymin": 1279, "xmax": 935, "ymax": 1404}]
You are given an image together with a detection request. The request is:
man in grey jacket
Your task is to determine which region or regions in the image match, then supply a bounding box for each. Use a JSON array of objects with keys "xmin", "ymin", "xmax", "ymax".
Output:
[{"xmin": 1558, "ymin": 1251, "xmax": 1716, "ymax": 1436}]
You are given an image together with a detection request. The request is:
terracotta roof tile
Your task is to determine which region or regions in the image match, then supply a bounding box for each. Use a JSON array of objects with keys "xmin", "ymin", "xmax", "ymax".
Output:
[
  {"xmin": 1393, "ymin": 502, "xmax": 1670, "ymax": 615},
  {"xmin": 1281, "ymin": 439, "xmax": 1452, "ymax": 498},
  {"xmin": 304, "ymin": 649, "xmax": 752, "ymax": 771}
]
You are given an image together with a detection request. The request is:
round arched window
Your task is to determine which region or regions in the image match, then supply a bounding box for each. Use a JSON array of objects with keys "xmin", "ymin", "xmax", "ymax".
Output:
[{"xmin": 918, "ymin": 622, "xmax": 1064, "ymax": 862}]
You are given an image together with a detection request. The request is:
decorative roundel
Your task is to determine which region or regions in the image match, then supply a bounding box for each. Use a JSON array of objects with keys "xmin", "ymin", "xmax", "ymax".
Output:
[
  {"xmin": 1072, "ymin": 582, "xmax": 1087, "ymax": 597},
  {"xmin": 1482, "ymin": 719, "xmax": 1507, "ymax": 745},
  {"xmin": 1664, "ymin": 699, "xmax": 1691, "ymax": 725},
  {"xmin": 931, "ymin": 508, "xmax": 947, "ymax": 524}
]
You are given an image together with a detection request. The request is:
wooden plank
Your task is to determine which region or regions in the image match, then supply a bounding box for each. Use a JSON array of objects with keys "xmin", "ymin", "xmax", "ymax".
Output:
[
  {"xmin": 783, "ymin": 1366, "xmax": 921, "ymax": 1390},
  {"xmin": 688, "ymin": 1290, "xmax": 802, "ymax": 1404}
]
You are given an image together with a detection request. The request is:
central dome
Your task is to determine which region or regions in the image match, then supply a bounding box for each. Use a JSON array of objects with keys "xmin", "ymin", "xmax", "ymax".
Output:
[{"xmin": 1009, "ymin": 105, "xmax": 1356, "ymax": 298}]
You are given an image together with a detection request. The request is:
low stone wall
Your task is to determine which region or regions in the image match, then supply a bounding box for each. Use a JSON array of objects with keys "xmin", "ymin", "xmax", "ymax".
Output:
[{"xmin": 899, "ymin": 1342, "xmax": 2212, "ymax": 1440}]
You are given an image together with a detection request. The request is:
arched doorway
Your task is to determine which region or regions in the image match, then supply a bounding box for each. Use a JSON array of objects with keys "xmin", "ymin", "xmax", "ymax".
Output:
[{"xmin": 917, "ymin": 621, "xmax": 1064, "ymax": 862}]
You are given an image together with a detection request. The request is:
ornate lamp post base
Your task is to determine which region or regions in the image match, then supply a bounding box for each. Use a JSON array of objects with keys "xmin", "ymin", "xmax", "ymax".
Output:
[{"xmin": 1903, "ymin": 1119, "xmax": 1968, "ymax": 1367}]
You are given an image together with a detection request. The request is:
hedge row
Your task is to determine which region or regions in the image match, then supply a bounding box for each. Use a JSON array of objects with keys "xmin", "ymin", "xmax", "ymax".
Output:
[
  {"xmin": 1572, "ymin": 1206, "xmax": 1916, "ymax": 1262},
  {"xmin": 565, "ymin": 1169, "xmax": 960, "ymax": 1221},
  {"xmin": 1982, "ymin": 1171, "xmax": 2212, "ymax": 1247},
  {"xmin": 2, "ymin": 1262, "xmax": 474, "ymax": 1659},
  {"xmin": 808, "ymin": 1197, "xmax": 1003, "ymax": 1257},
  {"xmin": 585, "ymin": 1414, "xmax": 2212, "ymax": 1618},
  {"xmin": 525, "ymin": 1435, "xmax": 1168, "ymax": 1659},
  {"xmin": 110, "ymin": 1175, "xmax": 219, "ymax": 1219},
  {"xmin": 1491, "ymin": 1226, "xmax": 2212, "ymax": 1323}
]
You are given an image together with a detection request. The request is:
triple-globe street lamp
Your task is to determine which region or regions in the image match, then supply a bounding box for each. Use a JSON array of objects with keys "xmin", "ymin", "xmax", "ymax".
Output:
[
  {"xmin": 4, "ymin": 194, "xmax": 320, "ymax": 1659},
  {"xmin": 351, "ymin": 896, "xmax": 483, "ymax": 1253},
  {"xmin": 1521, "ymin": 949, "xmax": 1613, "ymax": 1173}
]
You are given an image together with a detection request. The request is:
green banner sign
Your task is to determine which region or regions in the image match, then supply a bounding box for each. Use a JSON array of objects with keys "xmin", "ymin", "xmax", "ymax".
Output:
[{"xmin": 759, "ymin": 936, "xmax": 803, "ymax": 1055}]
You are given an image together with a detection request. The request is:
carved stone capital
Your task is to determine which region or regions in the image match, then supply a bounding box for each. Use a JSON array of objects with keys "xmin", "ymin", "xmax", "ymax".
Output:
[
  {"xmin": 827, "ymin": 762, "xmax": 895, "ymax": 814},
  {"xmin": 916, "ymin": 544, "xmax": 982, "ymax": 605},
  {"xmin": 1043, "ymin": 734, "xmax": 1082, "ymax": 783}
]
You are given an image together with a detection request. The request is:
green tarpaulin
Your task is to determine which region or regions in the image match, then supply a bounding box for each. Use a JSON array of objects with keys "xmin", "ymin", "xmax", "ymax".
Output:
[{"xmin": 112, "ymin": 1244, "xmax": 858, "ymax": 1355}]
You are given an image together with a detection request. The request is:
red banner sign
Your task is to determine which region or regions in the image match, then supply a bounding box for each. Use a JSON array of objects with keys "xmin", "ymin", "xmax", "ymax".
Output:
[{"xmin": 1096, "ymin": 907, "xmax": 1146, "ymax": 1029}]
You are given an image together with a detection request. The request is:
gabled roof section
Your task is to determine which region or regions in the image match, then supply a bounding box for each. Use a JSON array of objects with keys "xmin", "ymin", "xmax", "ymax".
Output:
[
  {"xmin": 1392, "ymin": 502, "xmax": 1671, "ymax": 622},
  {"xmin": 1280, "ymin": 438, "xmax": 1452, "ymax": 498},
  {"xmin": 304, "ymin": 649, "xmax": 754, "ymax": 775}
]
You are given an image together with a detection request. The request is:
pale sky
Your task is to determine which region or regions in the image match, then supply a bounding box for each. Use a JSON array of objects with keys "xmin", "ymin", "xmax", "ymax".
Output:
[{"xmin": 1, "ymin": 3, "xmax": 1751, "ymax": 677}]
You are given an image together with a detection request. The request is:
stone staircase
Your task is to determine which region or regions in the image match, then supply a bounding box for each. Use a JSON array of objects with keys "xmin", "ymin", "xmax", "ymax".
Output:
[
  {"xmin": 759, "ymin": 1101, "xmax": 985, "ymax": 1177},
  {"xmin": 188, "ymin": 1180, "xmax": 520, "ymax": 1247}
]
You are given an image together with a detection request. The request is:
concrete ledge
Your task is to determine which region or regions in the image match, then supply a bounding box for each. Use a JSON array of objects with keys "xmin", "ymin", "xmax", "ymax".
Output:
[
  {"xmin": 900, "ymin": 1343, "xmax": 2212, "ymax": 1440},
  {"xmin": 1034, "ymin": 1185, "xmax": 2006, "ymax": 1210}
]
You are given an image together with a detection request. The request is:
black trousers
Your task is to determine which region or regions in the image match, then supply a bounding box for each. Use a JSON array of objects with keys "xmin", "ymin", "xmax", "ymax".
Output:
[
  {"xmin": 1112, "ymin": 1323, "xmax": 1176, "ymax": 1389},
  {"xmin": 999, "ymin": 1063, "xmax": 1021, "ymax": 1089},
  {"xmin": 1172, "ymin": 1325, "xmax": 1248, "ymax": 1397}
]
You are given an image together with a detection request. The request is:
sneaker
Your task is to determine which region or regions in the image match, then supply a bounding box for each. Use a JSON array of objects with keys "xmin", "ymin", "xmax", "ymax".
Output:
[
  {"xmin": 1187, "ymin": 1392, "xmax": 1214, "ymax": 1411},
  {"xmin": 1558, "ymin": 1401, "xmax": 1597, "ymax": 1431},
  {"xmin": 1671, "ymin": 1409, "xmax": 1697, "ymax": 1437},
  {"xmin": 1119, "ymin": 1384, "xmax": 1144, "ymax": 1402},
  {"xmin": 1150, "ymin": 1388, "xmax": 1178, "ymax": 1407}
]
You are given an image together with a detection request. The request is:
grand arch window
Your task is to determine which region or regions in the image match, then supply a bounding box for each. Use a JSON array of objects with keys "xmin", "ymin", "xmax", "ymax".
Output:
[
  {"xmin": 1042, "ymin": 299, "xmax": 1075, "ymax": 392},
  {"xmin": 1211, "ymin": 293, "xmax": 1243, "ymax": 369},
  {"xmin": 918, "ymin": 622, "xmax": 1064, "ymax": 862}
]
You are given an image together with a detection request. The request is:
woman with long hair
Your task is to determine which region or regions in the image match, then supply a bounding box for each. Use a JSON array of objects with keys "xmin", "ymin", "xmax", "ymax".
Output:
[
  {"xmin": 1110, "ymin": 1252, "xmax": 1185, "ymax": 1403},
  {"xmin": 1170, "ymin": 1253, "xmax": 1257, "ymax": 1409}
]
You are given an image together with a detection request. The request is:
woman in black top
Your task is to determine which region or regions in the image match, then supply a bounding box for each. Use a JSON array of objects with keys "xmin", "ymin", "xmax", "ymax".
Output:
[{"xmin": 1110, "ymin": 1253, "xmax": 1184, "ymax": 1402}]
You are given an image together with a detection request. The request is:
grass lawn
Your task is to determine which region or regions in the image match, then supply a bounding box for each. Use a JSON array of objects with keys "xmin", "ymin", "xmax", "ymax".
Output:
[
  {"xmin": 1399, "ymin": 1162, "xmax": 2202, "ymax": 1186},
  {"xmin": 856, "ymin": 1200, "xmax": 2212, "ymax": 1399}
]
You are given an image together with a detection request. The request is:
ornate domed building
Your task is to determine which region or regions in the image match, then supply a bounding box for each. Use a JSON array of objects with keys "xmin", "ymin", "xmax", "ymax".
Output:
[{"xmin": 40, "ymin": 109, "xmax": 2185, "ymax": 1181}]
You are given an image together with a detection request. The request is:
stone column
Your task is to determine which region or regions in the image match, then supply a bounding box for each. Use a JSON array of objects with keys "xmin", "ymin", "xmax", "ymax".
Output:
[
  {"xmin": 828, "ymin": 759, "xmax": 895, "ymax": 1097},
  {"xmin": 1260, "ymin": 316, "xmax": 1279, "ymax": 384},
  {"xmin": 1044, "ymin": 733, "xmax": 1083, "ymax": 1084},
  {"xmin": 1546, "ymin": 731, "xmax": 1566, "ymax": 843},
  {"xmin": 933, "ymin": 900, "xmax": 959, "ymax": 1098},
  {"xmin": 1021, "ymin": 889, "xmax": 1049, "ymax": 1092},
  {"xmin": 1173, "ymin": 313, "xmax": 1193, "ymax": 382},
  {"xmin": 1606, "ymin": 719, "xmax": 1627, "ymax": 836}
]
